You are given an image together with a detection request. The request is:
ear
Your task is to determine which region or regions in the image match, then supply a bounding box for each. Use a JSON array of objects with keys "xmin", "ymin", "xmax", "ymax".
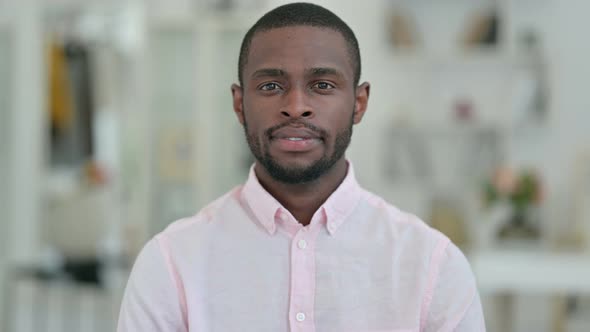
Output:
[
  {"xmin": 353, "ymin": 82, "xmax": 370, "ymax": 124},
  {"xmin": 231, "ymin": 83, "xmax": 245, "ymax": 125}
]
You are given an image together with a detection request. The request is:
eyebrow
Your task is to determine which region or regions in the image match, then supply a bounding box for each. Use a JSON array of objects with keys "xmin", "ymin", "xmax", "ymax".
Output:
[
  {"xmin": 251, "ymin": 68, "xmax": 286, "ymax": 79},
  {"xmin": 250, "ymin": 67, "xmax": 346, "ymax": 81},
  {"xmin": 307, "ymin": 67, "xmax": 344, "ymax": 79}
]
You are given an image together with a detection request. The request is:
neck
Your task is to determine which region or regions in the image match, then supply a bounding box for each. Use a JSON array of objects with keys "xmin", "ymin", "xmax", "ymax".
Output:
[{"xmin": 254, "ymin": 158, "xmax": 348, "ymax": 226}]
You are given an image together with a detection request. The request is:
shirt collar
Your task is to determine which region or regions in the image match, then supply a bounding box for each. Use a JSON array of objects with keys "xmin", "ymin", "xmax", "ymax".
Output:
[{"xmin": 241, "ymin": 160, "xmax": 363, "ymax": 236}]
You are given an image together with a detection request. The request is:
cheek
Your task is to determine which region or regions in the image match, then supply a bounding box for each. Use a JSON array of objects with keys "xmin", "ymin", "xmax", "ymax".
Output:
[
  {"xmin": 324, "ymin": 104, "xmax": 354, "ymax": 129},
  {"xmin": 243, "ymin": 113, "xmax": 267, "ymax": 140},
  {"xmin": 243, "ymin": 102, "xmax": 276, "ymax": 132}
]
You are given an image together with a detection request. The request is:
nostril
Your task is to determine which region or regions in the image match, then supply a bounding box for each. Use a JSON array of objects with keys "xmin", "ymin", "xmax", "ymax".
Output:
[
  {"xmin": 302, "ymin": 111, "xmax": 312, "ymax": 117},
  {"xmin": 281, "ymin": 111, "xmax": 290, "ymax": 117}
]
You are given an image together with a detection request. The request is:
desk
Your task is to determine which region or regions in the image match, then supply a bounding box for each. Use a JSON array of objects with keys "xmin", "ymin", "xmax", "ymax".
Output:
[{"xmin": 470, "ymin": 250, "xmax": 590, "ymax": 332}]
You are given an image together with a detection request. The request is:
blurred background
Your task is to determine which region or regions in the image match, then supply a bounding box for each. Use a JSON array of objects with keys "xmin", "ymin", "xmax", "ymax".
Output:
[{"xmin": 1, "ymin": 0, "xmax": 590, "ymax": 331}]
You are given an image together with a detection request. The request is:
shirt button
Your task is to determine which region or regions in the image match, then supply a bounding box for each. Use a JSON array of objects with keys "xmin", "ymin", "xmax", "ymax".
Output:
[
  {"xmin": 297, "ymin": 239, "xmax": 307, "ymax": 249},
  {"xmin": 296, "ymin": 312, "xmax": 306, "ymax": 322}
]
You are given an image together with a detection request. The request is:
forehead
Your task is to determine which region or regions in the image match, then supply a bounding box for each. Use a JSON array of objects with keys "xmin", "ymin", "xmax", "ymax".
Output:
[{"xmin": 244, "ymin": 26, "xmax": 353, "ymax": 81}]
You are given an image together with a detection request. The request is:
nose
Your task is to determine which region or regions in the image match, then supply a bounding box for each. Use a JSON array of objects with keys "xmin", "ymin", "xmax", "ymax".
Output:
[{"xmin": 280, "ymin": 87, "xmax": 314, "ymax": 119}]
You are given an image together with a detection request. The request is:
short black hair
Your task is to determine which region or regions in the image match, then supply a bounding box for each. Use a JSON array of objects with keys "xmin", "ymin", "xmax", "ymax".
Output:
[{"xmin": 238, "ymin": 2, "xmax": 361, "ymax": 87}]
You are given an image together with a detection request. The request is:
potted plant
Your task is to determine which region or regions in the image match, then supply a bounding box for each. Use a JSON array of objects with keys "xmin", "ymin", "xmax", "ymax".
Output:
[{"xmin": 483, "ymin": 166, "xmax": 544, "ymax": 239}]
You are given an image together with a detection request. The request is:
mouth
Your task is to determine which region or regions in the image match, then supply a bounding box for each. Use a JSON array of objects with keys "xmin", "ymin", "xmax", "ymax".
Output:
[
  {"xmin": 272, "ymin": 137, "xmax": 321, "ymax": 152},
  {"xmin": 270, "ymin": 127, "xmax": 323, "ymax": 152},
  {"xmin": 271, "ymin": 126, "xmax": 322, "ymax": 140}
]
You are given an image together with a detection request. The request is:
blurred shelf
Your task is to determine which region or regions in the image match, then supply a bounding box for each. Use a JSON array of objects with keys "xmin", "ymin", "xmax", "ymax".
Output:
[
  {"xmin": 388, "ymin": 123, "xmax": 500, "ymax": 135},
  {"xmin": 195, "ymin": 11, "xmax": 260, "ymax": 31},
  {"xmin": 388, "ymin": 48, "xmax": 536, "ymax": 71},
  {"xmin": 470, "ymin": 249, "xmax": 590, "ymax": 293},
  {"xmin": 387, "ymin": 120, "xmax": 550, "ymax": 137},
  {"xmin": 148, "ymin": 9, "xmax": 260, "ymax": 31}
]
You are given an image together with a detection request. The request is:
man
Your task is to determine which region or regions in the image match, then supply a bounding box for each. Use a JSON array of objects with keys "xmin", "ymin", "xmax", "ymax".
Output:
[{"xmin": 118, "ymin": 3, "xmax": 485, "ymax": 331}]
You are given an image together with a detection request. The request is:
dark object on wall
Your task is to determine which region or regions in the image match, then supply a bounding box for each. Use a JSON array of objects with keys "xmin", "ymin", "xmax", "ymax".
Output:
[
  {"xmin": 387, "ymin": 9, "xmax": 419, "ymax": 48},
  {"xmin": 32, "ymin": 258, "xmax": 103, "ymax": 286},
  {"xmin": 65, "ymin": 41, "xmax": 95, "ymax": 159},
  {"xmin": 519, "ymin": 29, "xmax": 550, "ymax": 121},
  {"xmin": 48, "ymin": 40, "xmax": 96, "ymax": 166},
  {"xmin": 48, "ymin": 41, "xmax": 74, "ymax": 136},
  {"xmin": 63, "ymin": 258, "xmax": 103, "ymax": 285},
  {"xmin": 462, "ymin": 9, "xmax": 500, "ymax": 47}
]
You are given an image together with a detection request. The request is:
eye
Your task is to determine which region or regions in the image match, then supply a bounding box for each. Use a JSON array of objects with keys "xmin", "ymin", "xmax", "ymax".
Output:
[
  {"xmin": 312, "ymin": 81, "xmax": 335, "ymax": 90},
  {"xmin": 259, "ymin": 82, "xmax": 282, "ymax": 91}
]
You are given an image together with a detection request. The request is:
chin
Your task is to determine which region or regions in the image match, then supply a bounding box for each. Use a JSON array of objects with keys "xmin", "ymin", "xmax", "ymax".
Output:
[{"xmin": 273, "ymin": 154, "xmax": 322, "ymax": 168}]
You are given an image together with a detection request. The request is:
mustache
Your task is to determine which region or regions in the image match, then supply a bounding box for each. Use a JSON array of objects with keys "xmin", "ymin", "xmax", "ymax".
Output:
[{"xmin": 265, "ymin": 119, "xmax": 328, "ymax": 139}]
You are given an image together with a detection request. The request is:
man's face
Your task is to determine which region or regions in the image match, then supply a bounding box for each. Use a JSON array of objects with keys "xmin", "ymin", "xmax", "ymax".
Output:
[{"xmin": 232, "ymin": 26, "xmax": 369, "ymax": 184}]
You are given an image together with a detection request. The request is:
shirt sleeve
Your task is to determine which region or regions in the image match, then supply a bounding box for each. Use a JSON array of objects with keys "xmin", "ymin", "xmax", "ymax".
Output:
[
  {"xmin": 117, "ymin": 238, "xmax": 187, "ymax": 332},
  {"xmin": 423, "ymin": 242, "xmax": 486, "ymax": 332}
]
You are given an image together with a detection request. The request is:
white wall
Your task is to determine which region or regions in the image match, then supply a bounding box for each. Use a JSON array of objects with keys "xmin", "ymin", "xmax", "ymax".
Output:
[
  {"xmin": 0, "ymin": 3, "xmax": 46, "ymax": 327},
  {"xmin": 0, "ymin": 22, "xmax": 12, "ymax": 252},
  {"xmin": 0, "ymin": 21, "xmax": 11, "ymax": 331},
  {"xmin": 7, "ymin": 4, "xmax": 45, "ymax": 264},
  {"xmin": 3, "ymin": 0, "xmax": 589, "ymax": 259}
]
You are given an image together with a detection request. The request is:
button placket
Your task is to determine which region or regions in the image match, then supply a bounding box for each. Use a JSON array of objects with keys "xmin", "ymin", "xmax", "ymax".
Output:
[
  {"xmin": 297, "ymin": 239, "xmax": 307, "ymax": 249},
  {"xmin": 296, "ymin": 312, "xmax": 306, "ymax": 322},
  {"xmin": 288, "ymin": 227, "xmax": 317, "ymax": 331}
]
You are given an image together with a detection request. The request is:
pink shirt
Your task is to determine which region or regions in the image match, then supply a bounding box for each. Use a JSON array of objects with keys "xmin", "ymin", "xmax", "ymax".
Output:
[{"xmin": 118, "ymin": 163, "xmax": 485, "ymax": 332}]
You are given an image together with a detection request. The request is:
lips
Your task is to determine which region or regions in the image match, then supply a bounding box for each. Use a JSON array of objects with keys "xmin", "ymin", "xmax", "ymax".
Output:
[
  {"xmin": 270, "ymin": 127, "xmax": 322, "ymax": 152},
  {"xmin": 271, "ymin": 127, "xmax": 321, "ymax": 140}
]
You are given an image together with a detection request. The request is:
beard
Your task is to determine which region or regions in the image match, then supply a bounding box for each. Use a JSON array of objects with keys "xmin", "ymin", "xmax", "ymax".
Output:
[{"xmin": 243, "ymin": 112, "xmax": 353, "ymax": 185}]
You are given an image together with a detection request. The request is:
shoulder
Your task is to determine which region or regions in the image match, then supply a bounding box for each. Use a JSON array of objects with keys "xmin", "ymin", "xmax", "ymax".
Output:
[
  {"xmin": 359, "ymin": 188, "xmax": 450, "ymax": 247},
  {"xmin": 356, "ymin": 191, "xmax": 481, "ymax": 329}
]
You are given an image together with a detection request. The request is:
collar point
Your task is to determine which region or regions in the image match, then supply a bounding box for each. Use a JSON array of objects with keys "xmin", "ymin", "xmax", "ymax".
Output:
[{"xmin": 326, "ymin": 223, "xmax": 337, "ymax": 235}]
